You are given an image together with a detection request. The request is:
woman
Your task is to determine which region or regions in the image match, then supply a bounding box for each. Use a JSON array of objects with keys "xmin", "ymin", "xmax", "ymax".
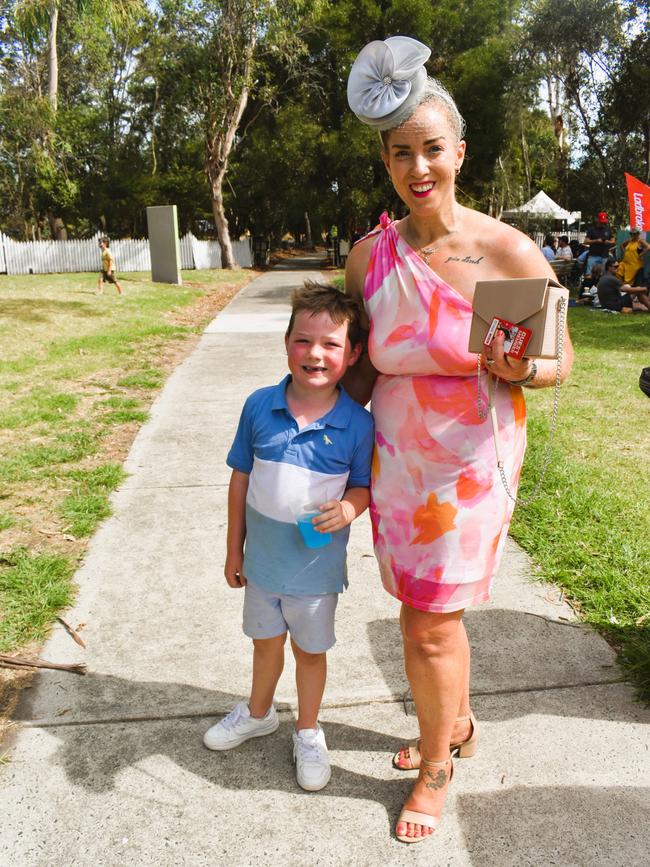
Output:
[
  {"xmin": 618, "ymin": 229, "xmax": 650, "ymax": 286},
  {"xmin": 344, "ymin": 37, "xmax": 573, "ymax": 844}
]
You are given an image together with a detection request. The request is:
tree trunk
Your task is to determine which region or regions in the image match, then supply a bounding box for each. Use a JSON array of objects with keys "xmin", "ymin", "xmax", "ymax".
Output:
[
  {"xmin": 47, "ymin": 212, "xmax": 67, "ymax": 240},
  {"xmin": 44, "ymin": 7, "xmax": 68, "ymax": 238},
  {"xmin": 570, "ymin": 84, "xmax": 614, "ymax": 203},
  {"xmin": 47, "ymin": 6, "xmax": 59, "ymax": 111},
  {"xmin": 497, "ymin": 156, "xmax": 510, "ymax": 207},
  {"xmin": 202, "ymin": 1, "xmax": 258, "ymax": 270},
  {"xmin": 211, "ymin": 171, "xmax": 236, "ymax": 269},
  {"xmin": 304, "ymin": 211, "xmax": 312, "ymax": 249},
  {"xmin": 521, "ymin": 121, "xmax": 531, "ymax": 200},
  {"xmin": 205, "ymin": 79, "xmax": 251, "ymax": 270}
]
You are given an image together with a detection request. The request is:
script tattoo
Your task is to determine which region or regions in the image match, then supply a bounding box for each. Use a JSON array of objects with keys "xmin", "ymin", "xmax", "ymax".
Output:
[
  {"xmin": 444, "ymin": 255, "xmax": 484, "ymax": 265},
  {"xmin": 424, "ymin": 768, "xmax": 448, "ymax": 790}
]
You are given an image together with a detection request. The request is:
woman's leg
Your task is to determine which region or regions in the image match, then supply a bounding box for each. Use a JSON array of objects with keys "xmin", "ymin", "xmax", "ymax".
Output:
[
  {"xmin": 453, "ymin": 619, "xmax": 471, "ymax": 740},
  {"xmin": 396, "ymin": 606, "xmax": 467, "ymax": 840},
  {"xmin": 394, "ymin": 617, "xmax": 471, "ymax": 768},
  {"xmin": 248, "ymin": 634, "xmax": 286, "ymax": 718}
]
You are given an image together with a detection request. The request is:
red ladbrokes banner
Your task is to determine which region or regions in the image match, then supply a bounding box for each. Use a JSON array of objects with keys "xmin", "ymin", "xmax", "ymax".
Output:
[{"xmin": 625, "ymin": 173, "xmax": 650, "ymax": 231}]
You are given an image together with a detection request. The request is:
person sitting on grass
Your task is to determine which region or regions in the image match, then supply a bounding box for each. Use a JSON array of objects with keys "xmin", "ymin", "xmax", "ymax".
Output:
[
  {"xmin": 202, "ymin": 282, "xmax": 374, "ymax": 793},
  {"xmin": 97, "ymin": 237, "xmax": 123, "ymax": 295},
  {"xmin": 597, "ymin": 259, "xmax": 650, "ymax": 313}
]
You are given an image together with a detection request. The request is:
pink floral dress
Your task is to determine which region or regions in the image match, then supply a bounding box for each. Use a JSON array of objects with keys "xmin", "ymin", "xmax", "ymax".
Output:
[{"xmin": 364, "ymin": 214, "xmax": 527, "ymax": 613}]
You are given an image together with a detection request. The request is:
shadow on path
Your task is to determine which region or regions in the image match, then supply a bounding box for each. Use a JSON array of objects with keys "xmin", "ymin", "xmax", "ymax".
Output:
[
  {"xmin": 268, "ymin": 254, "xmax": 327, "ymax": 272},
  {"xmin": 37, "ymin": 672, "xmax": 410, "ymax": 830},
  {"xmin": 367, "ymin": 609, "xmax": 641, "ymax": 724},
  {"xmin": 28, "ymin": 671, "xmax": 650, "ymax": 861},
  {"xmin": 458, "ymin": 785, "xmax": 650, "ymax": 866}
]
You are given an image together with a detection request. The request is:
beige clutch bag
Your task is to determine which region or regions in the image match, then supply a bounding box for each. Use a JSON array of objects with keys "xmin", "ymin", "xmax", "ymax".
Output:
[
  {"xmin": 469, "ymin": 277, "xmax": 569, "ymax": 359},
  {"xmin": 470, "ymin": 277, "xmax": 570, "ymax": 508}
]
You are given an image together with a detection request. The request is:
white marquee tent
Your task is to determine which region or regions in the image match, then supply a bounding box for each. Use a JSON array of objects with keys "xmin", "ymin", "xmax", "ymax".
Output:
[{"xmin": 502, "ymin": 190, "xmax": 581, "ymax": 224}]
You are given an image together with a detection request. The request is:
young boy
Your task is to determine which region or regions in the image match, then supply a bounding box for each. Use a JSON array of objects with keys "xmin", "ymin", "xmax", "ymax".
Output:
[
  {"xmin": 203, "ymin": 282, "xmax": 374, "ymax": 791},
  {"xmin": 97, "ymin": 237, "xmax": 123, "ymax": 295}
]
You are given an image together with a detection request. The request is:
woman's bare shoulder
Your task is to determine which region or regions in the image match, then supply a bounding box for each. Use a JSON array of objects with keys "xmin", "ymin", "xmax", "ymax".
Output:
[
  {"xmin": 345, "ymin": 233, "xmax": 377, "ymax": 298},
  {"xmin": 464, "ymin": 209, "xmax": 555, "ymax": 279}
]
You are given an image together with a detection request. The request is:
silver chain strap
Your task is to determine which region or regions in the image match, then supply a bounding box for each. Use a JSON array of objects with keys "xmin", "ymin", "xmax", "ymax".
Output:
[{"xmin": 476, "ymin": 297, "xmax": 567, "ymax": 507}]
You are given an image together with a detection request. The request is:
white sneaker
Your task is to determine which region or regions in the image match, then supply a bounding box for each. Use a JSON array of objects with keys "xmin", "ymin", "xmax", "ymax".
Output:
[
  {"xmin": 203, "ymin": 701, "xmax": 279, "ymax": 751},
  {"xmin": 293, "ymin": 725, "xmax": 331, "ymax": 791}
]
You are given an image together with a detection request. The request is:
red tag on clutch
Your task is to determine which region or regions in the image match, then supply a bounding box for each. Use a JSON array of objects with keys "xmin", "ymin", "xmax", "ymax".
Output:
[{"xmin": 484, "ymin": 318, "xmax": 532, "ymax": 360}]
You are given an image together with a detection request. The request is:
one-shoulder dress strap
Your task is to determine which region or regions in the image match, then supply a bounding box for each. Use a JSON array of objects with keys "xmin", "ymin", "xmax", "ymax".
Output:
[{"xmin": 354, "ymin": 211, "xmax": 392, "ymax": 247}]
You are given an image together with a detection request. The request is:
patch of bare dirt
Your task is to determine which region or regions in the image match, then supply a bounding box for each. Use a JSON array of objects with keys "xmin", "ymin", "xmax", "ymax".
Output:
[{"xmin": 0, "ymin": 650, "xmax": 37, "ymax": 758}]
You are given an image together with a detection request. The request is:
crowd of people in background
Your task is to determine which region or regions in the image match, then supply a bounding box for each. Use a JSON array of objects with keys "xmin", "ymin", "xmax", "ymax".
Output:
[{"xmin": 540, "ymin": 211, "xmax": 650, "ymax": 314}]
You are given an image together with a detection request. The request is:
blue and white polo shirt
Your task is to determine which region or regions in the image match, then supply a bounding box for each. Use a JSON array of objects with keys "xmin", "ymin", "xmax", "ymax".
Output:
[{"xmin": 227, "ymin": 375, "xmax": 374, "ymax": 595}]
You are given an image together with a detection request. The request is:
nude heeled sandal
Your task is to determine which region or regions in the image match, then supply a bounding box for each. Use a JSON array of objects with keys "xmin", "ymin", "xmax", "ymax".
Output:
[
  {"xmin": 395, "ymin": 756, "xmax": 454, "ymax": 844},
  {"xmin": 392, "ymin": 711, "xmax": 478, "ymax": 770}
]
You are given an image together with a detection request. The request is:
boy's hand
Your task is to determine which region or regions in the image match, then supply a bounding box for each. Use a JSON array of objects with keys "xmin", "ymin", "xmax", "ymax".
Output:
[
  {"xmin": 312, "ymin": 500, "xmax": 356, "ymax": 533},
  {"xmin": 224, "ymin": 553, "xmax": 247, "ymax": 588}
]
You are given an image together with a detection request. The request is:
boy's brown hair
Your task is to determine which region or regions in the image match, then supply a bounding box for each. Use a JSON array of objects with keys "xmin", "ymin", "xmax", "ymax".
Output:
[{"xmin": 286, "ymin": 281, "xmax": 363, "ymax": 348}]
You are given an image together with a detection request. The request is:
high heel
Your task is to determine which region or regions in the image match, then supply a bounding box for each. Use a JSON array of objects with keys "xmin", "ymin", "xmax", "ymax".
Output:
[
  {"xmin": 392, "ymin": 711, "xmax": 478, "ymax": 770},
  {"xmin": 395, "ymin": 756, "xmax": 454, "ymax": 844},
  {"xmin": 452, "ymin": 711, "xmax": 479, "ymax": 758}
]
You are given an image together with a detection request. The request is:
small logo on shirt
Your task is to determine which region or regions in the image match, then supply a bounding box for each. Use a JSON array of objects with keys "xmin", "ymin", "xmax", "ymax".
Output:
[{"xmin": 323, "ymin": 434, "xmax": 333, "ymax": 446}]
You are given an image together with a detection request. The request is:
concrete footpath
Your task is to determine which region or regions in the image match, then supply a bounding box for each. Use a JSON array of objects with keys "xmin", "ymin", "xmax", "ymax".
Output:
[{"xmin": 1, "ymin": 256, "xmax": 648, "ymax": 866}]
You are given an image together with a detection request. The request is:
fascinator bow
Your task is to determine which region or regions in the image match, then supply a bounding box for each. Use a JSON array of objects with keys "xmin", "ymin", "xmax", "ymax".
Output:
[{"xmin": 347, "ymin": 36, "xmax": 431, "ymax": 130}]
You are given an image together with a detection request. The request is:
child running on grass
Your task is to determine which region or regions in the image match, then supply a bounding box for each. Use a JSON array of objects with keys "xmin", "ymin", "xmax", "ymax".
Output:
[
  {"xmin": 97, "ymin": 237, "xmax": 123, "ymax": 295},
  {"xmin": 203, "ymin": 282, "xmax": 374, "ymax": 791}
]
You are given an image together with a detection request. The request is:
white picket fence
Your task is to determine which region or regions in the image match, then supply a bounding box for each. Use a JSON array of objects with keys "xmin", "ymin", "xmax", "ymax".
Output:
[{"xmin": 0, "ymin": 231, "xmax": 252, "ymax": 275}]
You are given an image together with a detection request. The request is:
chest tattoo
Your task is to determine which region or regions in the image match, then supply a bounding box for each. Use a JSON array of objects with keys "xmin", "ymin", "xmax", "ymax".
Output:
[{"xmin": 444, "ymin": 255, "xmax": 484, "ymax": 265}]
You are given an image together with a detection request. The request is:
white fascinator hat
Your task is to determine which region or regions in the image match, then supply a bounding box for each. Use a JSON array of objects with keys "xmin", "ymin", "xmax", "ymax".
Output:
[{"xmin": 347, "ymin": 36, "xmax": 431, "ymax": 131}]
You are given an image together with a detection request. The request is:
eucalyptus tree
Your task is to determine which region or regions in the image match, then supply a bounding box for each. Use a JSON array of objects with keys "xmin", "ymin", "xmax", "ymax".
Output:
[
  {"xmin": 520, "ymin": 0, "xmax": 630, "ymax": 212},
  {"xmin": 6, "ymin": 0, "xmax": 144, "ymax": 238},
  {"xmin": 13, "ymin": 0, "xmax": 142, "ymax": 110},
  {"xmin": 600, "ymin": 25, "xmax": 650, "ymax": 185},
  {"xmin": 152, "ymin": 0, "xmax": 319, "ymax": 268}
]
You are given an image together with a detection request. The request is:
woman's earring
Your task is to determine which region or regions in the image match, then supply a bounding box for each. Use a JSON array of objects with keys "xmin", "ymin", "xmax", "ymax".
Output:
[{"xmin": 455, "ymin": 165, "xmax": 461, "ymax": 175}]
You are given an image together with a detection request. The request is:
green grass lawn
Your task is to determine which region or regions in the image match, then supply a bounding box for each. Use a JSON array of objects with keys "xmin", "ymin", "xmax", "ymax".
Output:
[
  {"xmin": 511, "ymin": 307, "xmax": 650, "ymax": 700},
  {"xmin": 0, "ymin": 269, "xmax": 251, "ymax": 654}
]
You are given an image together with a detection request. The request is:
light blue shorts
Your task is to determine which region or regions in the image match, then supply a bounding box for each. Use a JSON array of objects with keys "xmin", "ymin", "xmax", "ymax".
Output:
[{"xmin": 242, "ymin": 581, "xmax": 338, "ymax": 653}]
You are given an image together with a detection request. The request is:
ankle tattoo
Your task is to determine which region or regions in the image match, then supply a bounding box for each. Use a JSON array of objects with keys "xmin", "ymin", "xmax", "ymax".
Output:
[{"xmin": 424, "ymin": 768, "xmax": 447, "ymax": 790}]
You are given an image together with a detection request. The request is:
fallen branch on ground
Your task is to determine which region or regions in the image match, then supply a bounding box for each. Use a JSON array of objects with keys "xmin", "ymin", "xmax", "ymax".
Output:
[
  {"xmin": 56, "ymin": 616, "xmax": 87, "ymax": 648},
  {"xmin": 0, "ymin": 654, "xmax": 86, "ymax": 675}
]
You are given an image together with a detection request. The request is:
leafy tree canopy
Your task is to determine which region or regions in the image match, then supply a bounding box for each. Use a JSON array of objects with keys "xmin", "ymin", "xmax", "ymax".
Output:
[{"xmin": 0, "ymin": 0, "xmax": 646, "ymax": 241}]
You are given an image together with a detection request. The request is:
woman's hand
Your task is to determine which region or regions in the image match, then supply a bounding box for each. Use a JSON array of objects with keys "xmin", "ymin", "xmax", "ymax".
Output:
[{"xmin": 482, "ymin": 329, "xmax": 534, "ymax": 383}]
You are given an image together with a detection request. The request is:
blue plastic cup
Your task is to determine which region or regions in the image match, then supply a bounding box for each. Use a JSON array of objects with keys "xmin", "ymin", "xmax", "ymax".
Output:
[{"xmin": 297, "ymin": 511, "xmax": 331, "ymax": 548}]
